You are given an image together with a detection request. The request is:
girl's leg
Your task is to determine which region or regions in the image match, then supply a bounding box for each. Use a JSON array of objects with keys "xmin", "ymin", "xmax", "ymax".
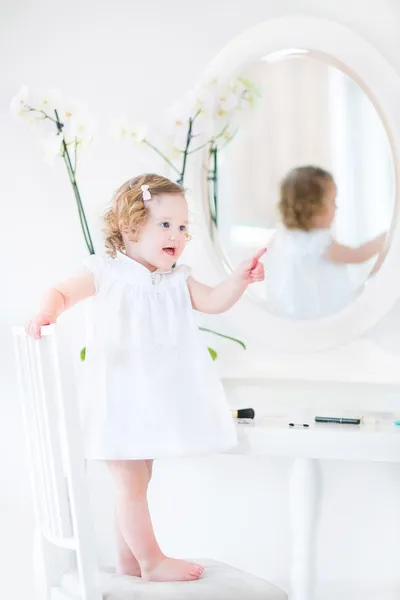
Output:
[
  {"xmin": 145, "ymin": 459, "xmax": 153, "ymax": 480},
  {"xmin": 107, "ymin": 459, "xmax": 204, "ymax": 582},
  {"xmin": 114, "ymin": 460, "xmax": 154, "ymax": 577},
  {"xmin": 115, "ymin": 511, "xmax": 141, "ymax": 576}
]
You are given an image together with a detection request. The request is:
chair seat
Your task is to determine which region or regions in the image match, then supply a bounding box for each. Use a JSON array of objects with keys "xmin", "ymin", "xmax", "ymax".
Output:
[{"xmin": 61, "ymin": 559, "xmax": 287, "ymax": 599}]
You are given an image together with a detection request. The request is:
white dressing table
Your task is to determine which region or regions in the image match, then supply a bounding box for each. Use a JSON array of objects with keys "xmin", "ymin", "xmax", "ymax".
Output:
[{"xmin": 232, "ymin": 418, "xmax": 400, "ymax": 600}]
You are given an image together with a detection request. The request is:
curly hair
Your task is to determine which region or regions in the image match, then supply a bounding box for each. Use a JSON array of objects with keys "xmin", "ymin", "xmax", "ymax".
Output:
[
  {"xmin": 103, "ymin": 174, "xmax": 185, "ymax": 256},
  {"xmin": 279, "ymin": 166, "xmax": 334, "ymax": 231}
]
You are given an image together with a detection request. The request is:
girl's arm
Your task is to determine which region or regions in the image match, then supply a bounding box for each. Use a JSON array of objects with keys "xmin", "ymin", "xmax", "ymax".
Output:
[
  {"xmin": 28, "ymin": 269, "xmax": 96, "ymax": 339},
  {"xmin": 187, "ymin": 248, "xmax": 266, "ymax": 314},
  {"xmin": 370, "ymin": 241, "xmax": 388, "ymax": 275},
  {"xmin": 325, "ymin": 232, "xmax": 387, "ymax": 264}
]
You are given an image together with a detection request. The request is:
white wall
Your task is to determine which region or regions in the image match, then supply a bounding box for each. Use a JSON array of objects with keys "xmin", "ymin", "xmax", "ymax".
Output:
[{"xmin": 2, "ymin": 0, "xmax": 400, "ymax": 598}]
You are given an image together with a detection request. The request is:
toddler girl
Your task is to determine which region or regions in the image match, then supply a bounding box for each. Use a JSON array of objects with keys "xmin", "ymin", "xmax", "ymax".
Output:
[
  {"xmin": 265, "ymin": 165, "xmax": 387, "ymax": 319},
  {"xmin": 28, "ymin": 174, "xmax": 265, "ymax": 582}
]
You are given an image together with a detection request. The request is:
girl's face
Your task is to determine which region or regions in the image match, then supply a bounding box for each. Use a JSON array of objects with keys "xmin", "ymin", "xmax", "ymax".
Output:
[
  {"xmin": 313, "ymin": 181, "xmax": 337, "ymax": 229},
  {"xmin": 124, "ymin": 193, "xmax": 189, "ymax": 271}
]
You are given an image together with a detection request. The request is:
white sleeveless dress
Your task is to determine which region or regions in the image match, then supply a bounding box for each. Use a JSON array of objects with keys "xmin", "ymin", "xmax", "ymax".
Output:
[
  {"xmin": 81, "ymin": 252, "xmax": 237, "ymax": 460},
  {"xmin": 265, "ymin": 227, "xmax": 355, "ymax": 319}
]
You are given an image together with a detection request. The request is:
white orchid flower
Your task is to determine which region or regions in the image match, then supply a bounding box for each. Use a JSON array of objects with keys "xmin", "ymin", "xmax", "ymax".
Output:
[
  {"xmin": 129, "ymin": 123, "xmax": 147, "ymax": 143},
  {"xmin": 162, "ymin": 87, "xmax": 213, "ymax": 148},
  {"xmin": 164, "ymin": 100, "xmax": 193, "ymax": 132},
  {"xmin": 65, "ymin": 113, "xmax": 96, "ymax": 147},
  {"xmin": 10, "ymin": 85, "xmax": 30, "ymax": 118},
  {"xmin": 41, "ymin": 132, "xmax": 63, "ymax": 166},
  {"xmin": 165, "ymin": 145, "xmax": 182, "ymax": 161},
  {"xmin": 58, "ymin": 101, "xmax": 83, "ymax": 129},
  {"xmin": 231, "ymin": 78, "xmax": 245, "ymax": 95},
  {"xmin": 110, "ymin": 118, "xmax": 130, "ymax": 140},
  {"xmin": 37, "ymin": 88, "xmax": 63, "ymax": 115},
  {"xmin": 11, "ymin": 86, "xmax": 97, "ymax": 166},
  {"xmin": 109, "ymin": 73, "xmax": 260, "ymax": 187},
  {"xmin": 218, "ymin": 91, "xmax": 239, "ymax": 114},
  {"xmin": 11, "ymin": 87, "xmax": 65, "ymax": 122},
  {"xmin": 54, "ymin": 100, "xmax": 94, "ymax": 141},
  {"xmin": 170, "ymin": 122, "xmax": 189, "ymax": 152},
  {"xmin": 186, "ymin": 84, "xmax": 215, "ymax": 115},
  {"xmin": 111, "ymin": 118, "xmax": 147, "ymax": 143}
]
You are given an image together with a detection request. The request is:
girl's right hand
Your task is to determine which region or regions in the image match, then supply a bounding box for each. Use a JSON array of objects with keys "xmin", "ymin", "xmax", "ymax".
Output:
[
  {"xmin": 25, "ymin": 269, "xmax": 96, "ymax": 340},
  {"xmin": 27, "ymin": 311, "xmax": 56, "ymax": 340},
  {"xmin": 233, "ymin": 248, "xmax": 267, "ymax": 284}
]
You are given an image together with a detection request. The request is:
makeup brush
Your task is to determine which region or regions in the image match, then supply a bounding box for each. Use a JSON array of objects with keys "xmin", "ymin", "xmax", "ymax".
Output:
[{"xmin": 231, "ymin": 408, "xmax": 255, "ymax": 419}]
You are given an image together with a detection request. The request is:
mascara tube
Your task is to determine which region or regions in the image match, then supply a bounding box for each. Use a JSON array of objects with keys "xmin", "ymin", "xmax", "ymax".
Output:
[{"xmin": 315, "ymin": 416, "xmax": 360, "ymax": 425}]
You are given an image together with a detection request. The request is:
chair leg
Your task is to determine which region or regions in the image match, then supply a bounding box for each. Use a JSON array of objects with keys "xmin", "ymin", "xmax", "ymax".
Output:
[{"xmin": 33, "ymin": 528, "xmax": 51, "ymax": 600}]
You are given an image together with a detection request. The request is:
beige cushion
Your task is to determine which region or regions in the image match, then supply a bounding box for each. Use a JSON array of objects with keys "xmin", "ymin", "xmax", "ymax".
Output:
[{"xmin": 61, "ymin": 559, "xmax": 287, "ymax": 599}]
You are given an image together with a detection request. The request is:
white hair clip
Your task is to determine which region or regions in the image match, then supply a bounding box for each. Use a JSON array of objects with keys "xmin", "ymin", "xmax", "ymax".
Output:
[{"xmin": 141, "ymin": 184, "xmax": 151, "ymax": 201}]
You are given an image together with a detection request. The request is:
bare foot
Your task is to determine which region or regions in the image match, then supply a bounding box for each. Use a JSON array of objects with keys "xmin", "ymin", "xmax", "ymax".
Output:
[
  {"xmin": 116, "ymin": 557, "xmax": 141, "ymax": 577},
  {"xmin": 142, "ymin": 557, "xmax": 204, "ymax": 582}
]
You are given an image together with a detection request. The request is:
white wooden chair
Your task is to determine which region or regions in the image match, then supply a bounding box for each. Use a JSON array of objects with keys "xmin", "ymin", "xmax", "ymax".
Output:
[
  {"xmin": 13, "ymin": 324, "xmax": 287, "ymax": 600},
  {"xmin": 13, "ymin": 324, "xmax": 101, "ymax": 600}
]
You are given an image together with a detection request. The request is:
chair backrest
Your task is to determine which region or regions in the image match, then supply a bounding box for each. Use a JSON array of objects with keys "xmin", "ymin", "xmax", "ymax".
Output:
[{"xmin": 13, "ymin": 324, "xmax": 101, "ymax": 600}]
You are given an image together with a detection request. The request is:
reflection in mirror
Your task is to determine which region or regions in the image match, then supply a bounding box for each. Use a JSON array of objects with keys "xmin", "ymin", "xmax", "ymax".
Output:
[{"xmin": 207, "ymin": 51, "xmax": 395, "ymax": 319}]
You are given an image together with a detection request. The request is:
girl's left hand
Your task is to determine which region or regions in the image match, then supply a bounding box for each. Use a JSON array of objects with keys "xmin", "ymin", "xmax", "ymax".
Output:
[{"xmin": 234, "ymin": 248, "xmax": 267, "ymax": 284}]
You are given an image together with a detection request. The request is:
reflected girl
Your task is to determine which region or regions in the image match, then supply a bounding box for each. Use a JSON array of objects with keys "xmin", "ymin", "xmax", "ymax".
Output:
[{"xmin": 265, "ymin": 166, "xmax": 387, "ymax": 319}]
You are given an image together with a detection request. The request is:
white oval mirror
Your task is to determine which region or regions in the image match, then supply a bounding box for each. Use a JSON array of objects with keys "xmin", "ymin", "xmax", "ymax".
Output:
[
  {"xmin": 204, "ymin": 50, "xmax": 395, "ymax": 319},
  {"xmin": 188, "ymin": 16, "xmax": 400, "ymax": 351}
]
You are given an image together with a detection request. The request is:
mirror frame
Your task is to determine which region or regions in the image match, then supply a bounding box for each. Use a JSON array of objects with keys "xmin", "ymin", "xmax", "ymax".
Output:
[{"xmin": 187, "ymin": 15, "xmax": 400, "ymax": 352}]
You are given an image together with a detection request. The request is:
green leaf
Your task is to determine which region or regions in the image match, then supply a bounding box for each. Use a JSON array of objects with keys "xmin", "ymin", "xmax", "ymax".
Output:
[
  {"xmin": 208, "ymin": 347, "xmax": 218, "ymax": 360},
  {"xmin": 81, "ymin": 334, "xmax": 243, "ymax": 362},
  {"xmin": 199, "ymin": 327, "xmax": 246, "ymax": 350},
  {"xmin": 239, "ymin": 76, "xmax": 253, "ymax": 89}
]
